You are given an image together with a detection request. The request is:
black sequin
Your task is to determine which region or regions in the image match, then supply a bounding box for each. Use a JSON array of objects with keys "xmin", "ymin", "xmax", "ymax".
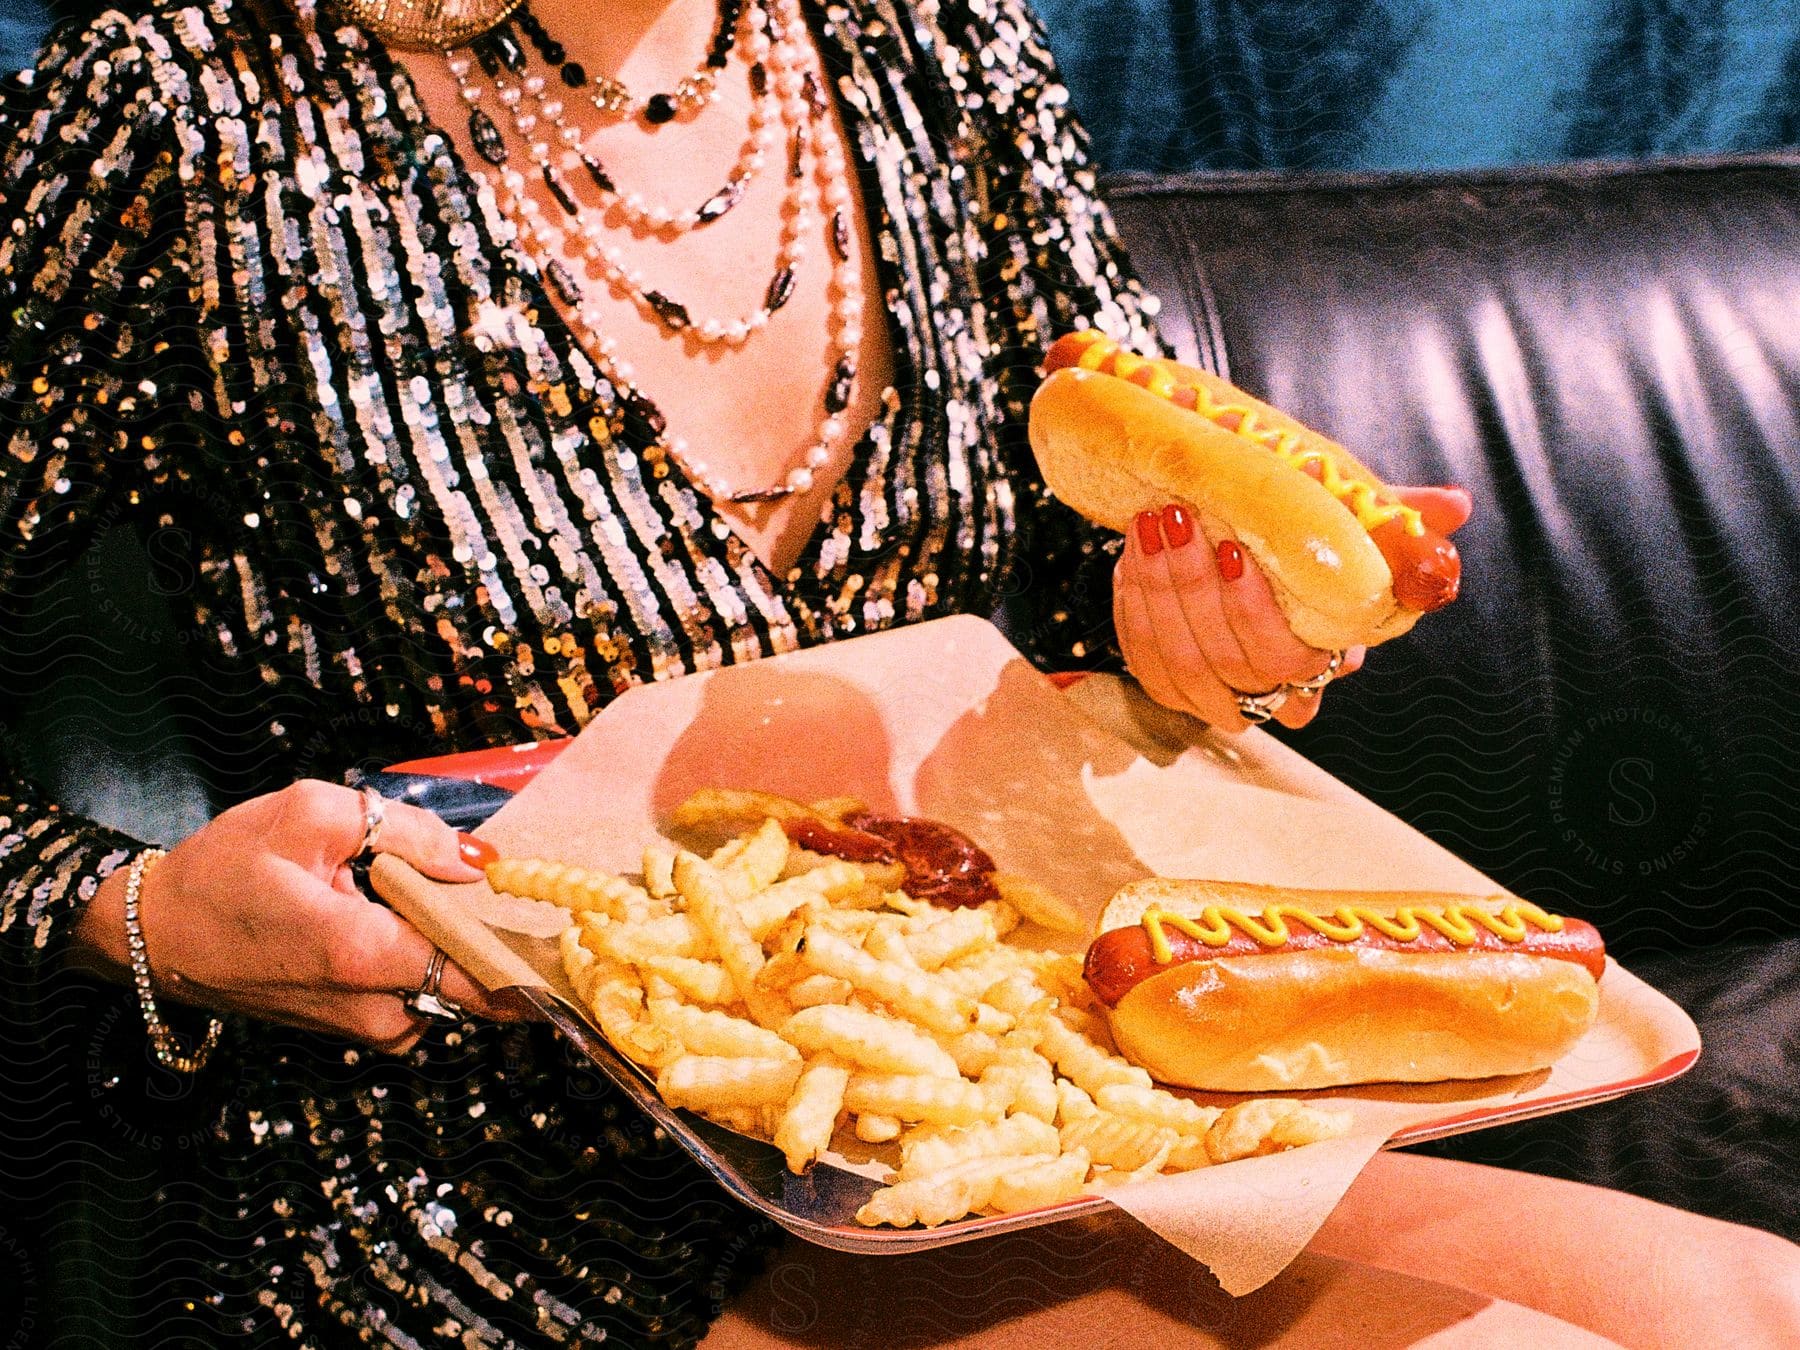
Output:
[{"xmin": 0, "ymin": 0, "xmax": 1161, "ymax": 1343}]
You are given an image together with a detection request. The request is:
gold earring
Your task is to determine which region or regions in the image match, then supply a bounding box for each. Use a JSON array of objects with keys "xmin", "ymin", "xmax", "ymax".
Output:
[{"xmin": 336, "ymin": 0, "xmax": 526, "ymax": 51}]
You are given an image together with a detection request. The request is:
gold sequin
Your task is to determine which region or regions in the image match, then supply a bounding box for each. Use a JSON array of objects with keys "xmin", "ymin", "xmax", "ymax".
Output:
[{"xmin": 0, "ymin": 0, "xmax": 1159, "ymax": 1342}]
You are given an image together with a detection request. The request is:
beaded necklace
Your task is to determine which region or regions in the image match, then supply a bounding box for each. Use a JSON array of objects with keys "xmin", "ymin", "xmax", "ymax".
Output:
[{"xmin": 453, "ymin": 0, "xmax": 861, "ymax": 503}]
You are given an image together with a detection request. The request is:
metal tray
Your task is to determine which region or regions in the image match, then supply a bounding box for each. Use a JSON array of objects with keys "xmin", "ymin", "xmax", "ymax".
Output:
[{"xmin": 368, "ymin": 749, "xmax": 1698, "ymax": 1255}]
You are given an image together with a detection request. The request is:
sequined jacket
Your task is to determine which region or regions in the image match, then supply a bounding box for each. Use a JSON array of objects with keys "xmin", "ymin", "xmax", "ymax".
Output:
[{"xmin": 0, "ymin": 0, "xmax": 1157, "ymax": 1341}]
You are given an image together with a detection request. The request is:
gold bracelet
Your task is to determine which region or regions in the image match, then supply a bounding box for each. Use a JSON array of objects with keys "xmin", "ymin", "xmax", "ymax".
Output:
[{"xmin": 122, "ymin": 848, "xmax": 224, "ymax": 1075}]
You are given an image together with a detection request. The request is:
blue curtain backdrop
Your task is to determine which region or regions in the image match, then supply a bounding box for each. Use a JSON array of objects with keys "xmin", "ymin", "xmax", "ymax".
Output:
[
  {"xmin": 0, "ymin": 0, "xmax": 1796, "ymax": 171},
  {"xmin": 1028, "ymin": 0, "xmax": 1800, "ymax": 171}
]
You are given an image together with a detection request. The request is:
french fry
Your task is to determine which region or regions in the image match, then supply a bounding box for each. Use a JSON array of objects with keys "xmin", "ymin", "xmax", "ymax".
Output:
[
  {"xmin": 1055, "ymin": 1079, "xmax": 1099, "ymax": 1125},
  {"xmin": 739, "ymin": 863, "xmax": 868, "ymax": 940},
  {"xmin": 935, "ymin": 1029, "xmax": 1005, "ymax": 1078},
  {"xmin": 808, "ymin": 795, "xmax": 869, "ymax": 822},
  {"xmin": 587, "ymin": 958, "xmax": 683, "ymax": 1069},
  {"xmin": 855, "ymin": 1154, "xmax": 1051, "ymax": 1228},
  {"xmin": 587, "ymin": 912, "xmax": 710, "ymax": 964},
  {"xmin": 980, "ymin": 974, "xmax": 1049, "ymax": 1021},
  {"xmin": 785, "ymin": 973, "xmax": 854, "ymax": 1008},
  {"xmin": 641, "ymin": 955, "xmax": 738, "ymax": 1005},
  {"xmin": 1205, "ymin": 1099, "xmax": 1352, "ymax": 1164},
  {"xmin": 863, "ymin": 922, "xmax": 918, "ymax": 968},
  {"xmin": 672, "ymin": 787, "xmax": 823, "ymax": 839},
  {"xmin": 781, "ymin": 1004, "xmax": 961, "ymax": 1079},
  {"xmin": 773, "ymin": 1060, "xmax": 850, "ymax": 1173},
  {"xmin": 990, "ymin": 1149, "xmax": 1091, "ymax": 1213},
  {"xmin": 780, "ymin": 848, "xmax": 904, "ymax": 894},
  {"xmin": 1059, "ymin": 1111, "xmax": 1179, "ymax": 1173},
  {"xmin": 904, "ymin": 908, "xmax": 996, "ymax": 971},
  {"xmin": 979, "ymin": 1056, "xmax": 1058, "ymax": 1125},
  {"xmin": 720, "ymin": 817, "xmax": 790, "ymax": 898},
  {"xmin": 753, "ymin": 950, "xmax": 809, "ymax": 995},
  {"xmin": 1096, "ymin": 1083, "xmax": 1222, "ymax": 1138},
  {"xmin": 697, "ymin": 1104, "xmax": 779, "ymax": 1136},
  {"xmin": 560, "ymin": 926, "xmax": 597, "ymax": 1002},
  {"xmin": 1033, "ymin": 952, "xmax": 1098, "ymax": 1010},
  {"xmin": 643, "ymin": 846, "xmax": 677, "ymax": 898},
  {"xmin": 677, "ymin": 851, "xmax": 783, "ymax": 1025},
  {"xmin": 1051, "ymin": 1003, "xmax": 1115, "ymax": 1046},
  {"xmin": 854, "ymin": 1113, "xmax": 902, "ymax": 1144},
  {"xmin": 992, "ymin": 873, "xmax": 1086, "ymax": 934},
  {"xmin": 898, "ymin": 1113, "xmax": 1060, "ymax": 1180},
  {"xmin": 658, "ymin": 1056, "xmax": 802, "ymax": 1111},
  {"xmin": 1164, "ymin": 1133, "xmax": 1213, "ymax": 1172},
  {"xmin": 1035, "ymin": 1016, "xmax": 1152, "ymax": 1097},
  {"xmin": 843, "ymin": 1073, "xmax": 1003, "ymax": 1127},
  {"xmin": 650, "ymin": 1001, "xmax": 799, "ymax": 1061},
  {"xmin": 491, "ymin": 858, "xmax": 652, "ymax": 921},
  {"xmin": 801, "ymin": 928, "xmax": 978, "ymax": 1035}
]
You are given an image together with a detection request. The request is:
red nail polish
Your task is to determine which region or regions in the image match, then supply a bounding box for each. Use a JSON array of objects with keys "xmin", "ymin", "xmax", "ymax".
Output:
[
  {"xmin": 1216, "ymin": 539, "xmax": 1245, "ymax": 581},
  {"xmin": 1134, "ymin": 510, "xmax": 1164, "ymax": 556},
  {"xmin": 458, "ymin": 833, "xmax": 499, "ymax": 870},
  {"xmin": 1161, "ymin": 503, "xmax": 1193, "ymax": 549}
]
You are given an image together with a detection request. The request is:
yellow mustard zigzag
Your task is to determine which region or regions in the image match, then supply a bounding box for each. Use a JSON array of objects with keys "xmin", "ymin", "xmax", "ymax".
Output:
[
  {"xmin": 1071, "ymin": 333, "xmax": 1426, "ymax": 537},
  {"xmin": 1139, "ymin": 901, "xmax": 1566, "ymax": 963}
]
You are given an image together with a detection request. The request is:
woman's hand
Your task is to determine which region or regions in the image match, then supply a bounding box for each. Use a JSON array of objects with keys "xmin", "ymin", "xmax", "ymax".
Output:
[
  {"xmin": 73, "ymin": 780, "xmax": 519, "ymax": 1053},
  {"xmin": 1113, "ymin": 487, "xmax": 1472, "ymax": 732}
]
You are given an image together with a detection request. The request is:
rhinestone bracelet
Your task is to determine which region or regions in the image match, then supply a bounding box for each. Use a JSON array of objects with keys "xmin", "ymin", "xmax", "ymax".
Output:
[{"xmin": 123, "ymin": 847, "xmax": 224, "ymax": 1074}]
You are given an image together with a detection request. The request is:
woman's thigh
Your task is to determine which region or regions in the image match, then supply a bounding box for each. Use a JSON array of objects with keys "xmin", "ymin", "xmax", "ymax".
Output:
[
  {"xmin": 1311, "ymin": 1152, "xmax": 1800, "ymax": 1349},
  {"xmin": 703, "ymin": 1212, "xmax": 1619, "ymax": 1349}
]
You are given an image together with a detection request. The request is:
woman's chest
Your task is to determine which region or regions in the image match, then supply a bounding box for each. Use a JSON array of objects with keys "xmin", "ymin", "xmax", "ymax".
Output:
[
  {"xmin": 165, "ymin": 18, "xmax": 1017, "ymax": 736},
  {"xmin": 391, "ymin": 40, "xmax": 899, "ymax": 580}
]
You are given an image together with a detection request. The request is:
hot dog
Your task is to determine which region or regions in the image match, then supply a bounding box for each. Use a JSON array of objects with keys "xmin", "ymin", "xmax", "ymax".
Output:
[
  {"xmin": 1083, "ymin": 878, "xmax": 1603, "ymax": 1091},
  {"xmin": 1029, "ymin": 330, "xmax": 1462, "ymax": 650}
]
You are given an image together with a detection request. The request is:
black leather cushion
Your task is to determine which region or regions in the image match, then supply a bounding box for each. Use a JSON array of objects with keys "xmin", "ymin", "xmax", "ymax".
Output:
[
  {"xmin": 1106, "ymin": 157, "xmax": 1800, "ymax": 956},
  {"xmin": 1104, "ymin": 157, "xmax": 1800, "ymax": 1240}
]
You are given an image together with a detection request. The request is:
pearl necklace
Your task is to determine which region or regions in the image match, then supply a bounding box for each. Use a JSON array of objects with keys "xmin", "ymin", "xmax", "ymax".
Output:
[
  {"xmin": 455, "ymin": 0, "xmax": 810, "ymax": 340},
  {"xmin": 462, "ymin": 0, "xmax": 864, "ymax": 502}
]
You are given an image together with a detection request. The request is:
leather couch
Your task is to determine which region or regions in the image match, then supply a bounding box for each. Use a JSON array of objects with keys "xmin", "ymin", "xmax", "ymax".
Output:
[
  {"xmin": 7, "ymin": 158, "xmax": 1797, "ymax": 1339},
  {"xmin": 1106, "ymin": 153, "xmax": 1800, "ymax": 1240}
]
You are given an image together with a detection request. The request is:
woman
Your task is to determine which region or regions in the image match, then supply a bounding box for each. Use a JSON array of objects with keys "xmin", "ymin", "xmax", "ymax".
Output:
[{"xmin": 1, "ymin": 0, "xmax": 1793, "ymax": 1344}]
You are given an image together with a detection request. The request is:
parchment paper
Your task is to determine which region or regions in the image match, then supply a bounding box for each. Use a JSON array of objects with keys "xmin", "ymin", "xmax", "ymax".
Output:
[{"xmin": 374, "ymin": 614, "xmax": 1699, "ymax": 1295}]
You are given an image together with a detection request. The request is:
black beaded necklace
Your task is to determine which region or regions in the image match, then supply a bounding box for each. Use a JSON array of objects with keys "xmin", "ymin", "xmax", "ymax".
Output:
[{"xmin": 484, "ymin": 0, "xmax": 747, "ymax": 125}]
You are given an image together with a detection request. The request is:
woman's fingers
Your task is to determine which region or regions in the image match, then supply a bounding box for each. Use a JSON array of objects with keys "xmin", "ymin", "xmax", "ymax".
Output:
[
  {"xmin": 1273, "ymin": 688, "xmax": 1325, "ymax": 730},
  {"xmin": 364, "ymin": 797, "xmax": 487, "ymax": 883},
  {"xmin": 1113, "ymin": 545, "xmax": 1209, "ymax": 722},
  {"xmin": 1392, "ymin": 484, "xmax": 1473, "ymax": 536},
  {"xmin": 281, "ymin": 778, "xmax": 485, "ymax": 883},
  {"xmin": 1143, "ymin": 506, "xmax": 1266, "ymax": 695},
  {"xmin": 1115, "ymin": 508, "xmax": 1364, "ymax": 732},
  {"xmin": 1205, "ymin": 536, "xmax": 1335, "ymax": 691},
  {"xmin": 1116, "ymin": 519, "xmax": 1249, "ymax": 731},
  {"xmin": 1113, "ymin": 570, "xmax": 1196, "ymax": 719},
  {"xmin": 319, "ymin": 884, "xmax": 513, "ymax": 1022}
]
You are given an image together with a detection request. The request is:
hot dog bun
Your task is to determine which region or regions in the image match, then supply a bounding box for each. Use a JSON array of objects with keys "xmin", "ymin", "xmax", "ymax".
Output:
[
  {"xmin": 1029, "ymin": 344, "xmax": 1435, "ymax": 649},
  {"xmin": 1091, "ymin": 880, "xmax": 1602, "ymax": 1092}
]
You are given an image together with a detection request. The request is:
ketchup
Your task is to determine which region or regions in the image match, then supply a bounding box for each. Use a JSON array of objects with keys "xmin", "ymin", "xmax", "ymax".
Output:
[{"xmin": 780, "ymin": 813, "xmax": 1001, "ymax": 908}]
